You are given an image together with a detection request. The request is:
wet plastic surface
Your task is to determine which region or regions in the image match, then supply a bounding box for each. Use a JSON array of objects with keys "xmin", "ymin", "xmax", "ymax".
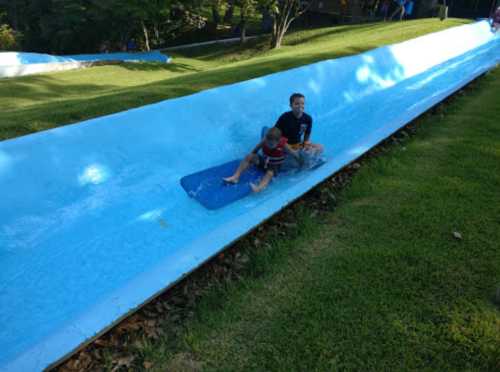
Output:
[
  {"xmin": 0, "ymin": 22, "xmax": 498, "ymax": 371},
  {"xmin": 181, "ymin": 159, "xmax": 260, "ymax": 209},
  {"xmin": 0, "ymin": 51, "xmax": 169, "ymax": 65},
  {"xmin": 0, "ymin": 51, "xmax": 170, "ymax": 78}
]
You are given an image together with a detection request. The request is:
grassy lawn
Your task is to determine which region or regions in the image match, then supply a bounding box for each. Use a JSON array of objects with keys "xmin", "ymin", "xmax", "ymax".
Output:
[
  {"xmin": 0, "ymin": 18, "xmax": 471, "ymax": 141},
  {"xmin": 112, "ymin": 67, "xmax": 499, "ymax": 371}
]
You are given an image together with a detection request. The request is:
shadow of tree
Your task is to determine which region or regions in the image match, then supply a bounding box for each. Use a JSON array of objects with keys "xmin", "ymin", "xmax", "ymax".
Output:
[
  {"xmin": 173, "ymin": 36, "xmax": 270, "ymax": 62},
  {"xmin": 285, "ymin": 23, "xmax": 388, "ymax": 46},
  {"xmin": 0, "ymin": 74, "xmax": 118, "ymax": 110},
  {"xmin": 0, "ymin": 61, "xmax": 204, "ymax": 111},
  {"xmin": 116, "ymin": 61, "xmax": 201, "ymax": 73}
]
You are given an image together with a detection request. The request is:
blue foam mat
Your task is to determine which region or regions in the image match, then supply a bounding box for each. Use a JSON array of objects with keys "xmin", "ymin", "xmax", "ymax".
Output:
[
  {"xmin": 180, "ymin": 125, "xmax": 324, "ymax": 210},
  {"xmin": 180, "ymin": 155, "xmax": 326, "ymax": 210},
  {"xmin": 181, "ymin": 159, "xmax": 263, "ymax": 210}
]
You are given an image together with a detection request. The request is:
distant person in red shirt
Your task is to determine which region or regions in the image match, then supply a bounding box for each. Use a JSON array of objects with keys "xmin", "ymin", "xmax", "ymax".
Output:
[{"xmin": 223, "ymin": 127, "xmax": 301, "ymax": 192}]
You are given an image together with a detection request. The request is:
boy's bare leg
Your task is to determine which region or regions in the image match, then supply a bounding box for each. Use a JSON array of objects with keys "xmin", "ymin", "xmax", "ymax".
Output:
[
  {"xmin": 223, "ymin": 154, "xmax": 257, "ymax": 183},
  {"xmin": 250, "ymin": 170, "xmax": 274, "ymax": 193}
]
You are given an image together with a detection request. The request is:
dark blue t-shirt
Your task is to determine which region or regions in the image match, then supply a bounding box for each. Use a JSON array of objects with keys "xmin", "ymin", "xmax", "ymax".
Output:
[{"xmin": 274, "ymin": 111, "xmax": 312, "ymax": 145}]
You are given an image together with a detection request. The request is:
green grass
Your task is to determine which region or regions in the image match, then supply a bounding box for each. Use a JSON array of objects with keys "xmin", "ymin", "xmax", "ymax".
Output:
[
  {"xmin": 125, "ymin": 68, "xmax": 500, "ymax": 371},
  {"xmin": 0, "ymin": 18, "xmax": 471, "ymax": 141}
]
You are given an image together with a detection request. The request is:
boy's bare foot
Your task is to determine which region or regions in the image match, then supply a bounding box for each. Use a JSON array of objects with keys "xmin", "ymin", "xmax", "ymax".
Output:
[
  {"xmin": 223, "ymin": 175, "xmax": 239, "ymax": 184},
  {"xmin": 250, "ymin": 182, "xmax": 261, "ymax": 193}
]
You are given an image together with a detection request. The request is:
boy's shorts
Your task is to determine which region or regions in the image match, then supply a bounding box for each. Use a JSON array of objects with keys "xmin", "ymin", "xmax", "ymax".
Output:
[
  {"xmin": 289, "ymin": 142, "xmax": 318, "ymax": 151},
  {"xmin": 256, "ymin": 154, "xmax": 282, "ymax": 174},
  {"xmin": 288, "ymin": 143, "xmax": 304, "ymax": 151}
]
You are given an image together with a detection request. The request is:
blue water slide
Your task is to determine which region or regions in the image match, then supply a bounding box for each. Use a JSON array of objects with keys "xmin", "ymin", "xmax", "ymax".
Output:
[
  {"xmin": 0, "ymin": 50, "xmax": 169, "ymax": 66},
  {"xmin": 66, "ymin": 51, "xmax": 170, "ymax": 63},
  {"xmin": 0, "ymin": 21, "xmax": 498, "ymax": 371},
  {"xmin": 0, "ymin": 52, "xmax": 75, "ymax": 65}
]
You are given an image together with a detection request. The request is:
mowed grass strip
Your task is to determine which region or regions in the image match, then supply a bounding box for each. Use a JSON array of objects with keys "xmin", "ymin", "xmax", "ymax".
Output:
[
  {"xmin": 0, "ymin": 18, "xmax": 470, "ymax": 140},
  {"xmin": 122, "ymin": 69, "xmax": 500, "ymax": 371}
]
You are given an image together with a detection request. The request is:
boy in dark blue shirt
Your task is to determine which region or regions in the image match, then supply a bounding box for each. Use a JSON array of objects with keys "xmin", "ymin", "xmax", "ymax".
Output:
[{"xmin": 274, "ymin": 93, "xmax": 323, "ymax": 167}]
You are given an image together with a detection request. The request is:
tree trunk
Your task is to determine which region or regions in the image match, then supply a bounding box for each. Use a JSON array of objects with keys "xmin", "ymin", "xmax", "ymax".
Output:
[
  {"xmin": 270, "ymin": 15, "xmax": 282, "ymax": 48},
  {"xmin": 141, "ymin": 20, "xmax": 150, "ymax": 51},
  {"xmin": 271, "ymin": 25, "xmax": 287, "ymax": 49},
  {"xmin": 240, "ymin": 5, "xmax": 247, "ymax": 44},
  {"xmin": 270, "ymin": 10, "xmax": 293, "ymax": 49},
  {"xmin": 240, "ymin": 22, "xmax": 247, "ymax": 43},
  {"xmin": 269, "ymin": 0, "xmax": 305, "ymax": 49},
  {"xmin": 154, "ymin": 23, "xmax": 160, "ymax": 43}
]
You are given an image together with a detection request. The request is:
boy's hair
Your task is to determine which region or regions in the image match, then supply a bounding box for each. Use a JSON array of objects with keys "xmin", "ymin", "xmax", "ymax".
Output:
[
  {"xmin": 266, "ymin": 127, "xmax": 282, "ymax": 141},
  {"xmin": 289, "ymin": 93, "xmax": 305, "ymax": 105}
]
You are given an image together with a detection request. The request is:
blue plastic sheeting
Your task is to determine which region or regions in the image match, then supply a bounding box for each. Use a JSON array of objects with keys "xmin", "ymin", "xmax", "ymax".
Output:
[
  {"xmin": 0, "ymin": 21, "xmax": 498, "ymax": 371},
  {"xmin": 0, "ymin": 50, "xmax": 169, "ymax": 66},
  {"xmin": 66, "ymin": 51, "xmax": 170, "ymax": 63},
  {"xmin": 0, "ymin": 52, "xmax": 75, "ymax": 65},
  {"xmin": 181, "ymin": 159, "xmax": 263, "ymax": 210},
  {"xmin": 181, "ymin": 156, "xmax": 325, "ymax": 209}
]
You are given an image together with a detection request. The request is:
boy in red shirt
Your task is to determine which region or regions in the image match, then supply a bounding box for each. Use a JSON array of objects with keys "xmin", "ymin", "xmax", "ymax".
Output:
[{"xmin": 223, "ymin": 127, "xmax": 301, "ymax": 192}]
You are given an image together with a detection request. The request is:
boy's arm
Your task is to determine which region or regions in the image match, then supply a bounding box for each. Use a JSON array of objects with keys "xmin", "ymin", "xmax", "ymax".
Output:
[
  {"xmin": 251, "ymin": 140, "xmax": 264, "ymax": 154},
  {"xmin": 275, "ymin": 113, "xmax": 285, "ymax": 130},
  {"xmin": 284, "ymin": 144, "xmax": 303, "ymax": 164}
]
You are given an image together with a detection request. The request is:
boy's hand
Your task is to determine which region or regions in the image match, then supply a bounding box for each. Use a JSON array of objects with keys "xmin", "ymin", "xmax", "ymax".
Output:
[{"xmin": 302, "ymin": 141, "xmax": 313, "ymax": 152}]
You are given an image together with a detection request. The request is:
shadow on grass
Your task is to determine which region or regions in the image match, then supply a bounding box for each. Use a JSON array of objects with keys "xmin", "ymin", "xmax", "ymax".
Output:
[
  {"xmin": 116, "ymin": 61, "xmax": 202, "ymax": 73},
  {"xmin": 173, "ymin": 22, "xmax": 385, "ymax": 63},
  {"xmin": 0, "ymin": 61, "xmax": 203, "ymax": 111},
  {"xmin": 174, "ymin": 36, "xmax": 270, "ymax": 62},
  {"xmin": 0, "ymin": 74, "xmax": 118, "ymax": 110},
  {"xmin": 285, "ymin": 22, "xmax": 388, "ymax": 46}
]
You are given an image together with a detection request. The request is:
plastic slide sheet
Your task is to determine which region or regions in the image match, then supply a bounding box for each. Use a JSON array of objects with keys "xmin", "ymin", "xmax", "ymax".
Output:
[
  {"xmin": 180, "ymin": 152, "xmax": 325, "ymax": 210},
  {"xmin": 0, "ymin": 51, "xmax": 170, "ymax": 78},
  {"xmin": 181, "ymin": 158, "xmax": 264, "ymax": 209},
  {"xmin": 0, "ymin": 21, "xmax": 499, "ymax": 371},
  {"xmin": 180, "ymin": 126, "xmax": 325, "ymax": 209},
  {"xmin": 65, "ymin": 51, "xmax": 170, "ymax": 63}
]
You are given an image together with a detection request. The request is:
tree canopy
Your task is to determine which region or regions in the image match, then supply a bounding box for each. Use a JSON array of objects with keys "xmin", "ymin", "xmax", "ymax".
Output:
[{"xmin": 0, "ymin": 0, "xmax": 313, "ymax": 53}]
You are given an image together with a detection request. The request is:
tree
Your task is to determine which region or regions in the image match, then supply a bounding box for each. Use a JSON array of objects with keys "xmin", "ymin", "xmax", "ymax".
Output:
[
  {"xmin": 0, "ymin": 23, "xmax": 19, "ymax": 50},
  {"xmin": 162, "ymin": 1, "xmax": 207, "ymax": 42},
  {"xmin": 89, "ymin": 0, "xmax": 205, "ymax": 52},
  {"xmin": 210, "ymin": 0, "xmax": 225, "ymax": 30},
  {"xmin": 237, "ymin": 0, "xmax": 258, "ymax": 43},
  {"xmin": 0, "ymin": 0, "xmax": 207, "ymax": 53},
  {"xmin": 4, "ymin": 0, "xmax": 69, "ymax": 52},
  {"xmin": 0, "ymin": 0, "xmax": 20, "ymax": 30},
  {"xmin": 264, "ymin": 0, "xmax": 315, "ymax": 49}
]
